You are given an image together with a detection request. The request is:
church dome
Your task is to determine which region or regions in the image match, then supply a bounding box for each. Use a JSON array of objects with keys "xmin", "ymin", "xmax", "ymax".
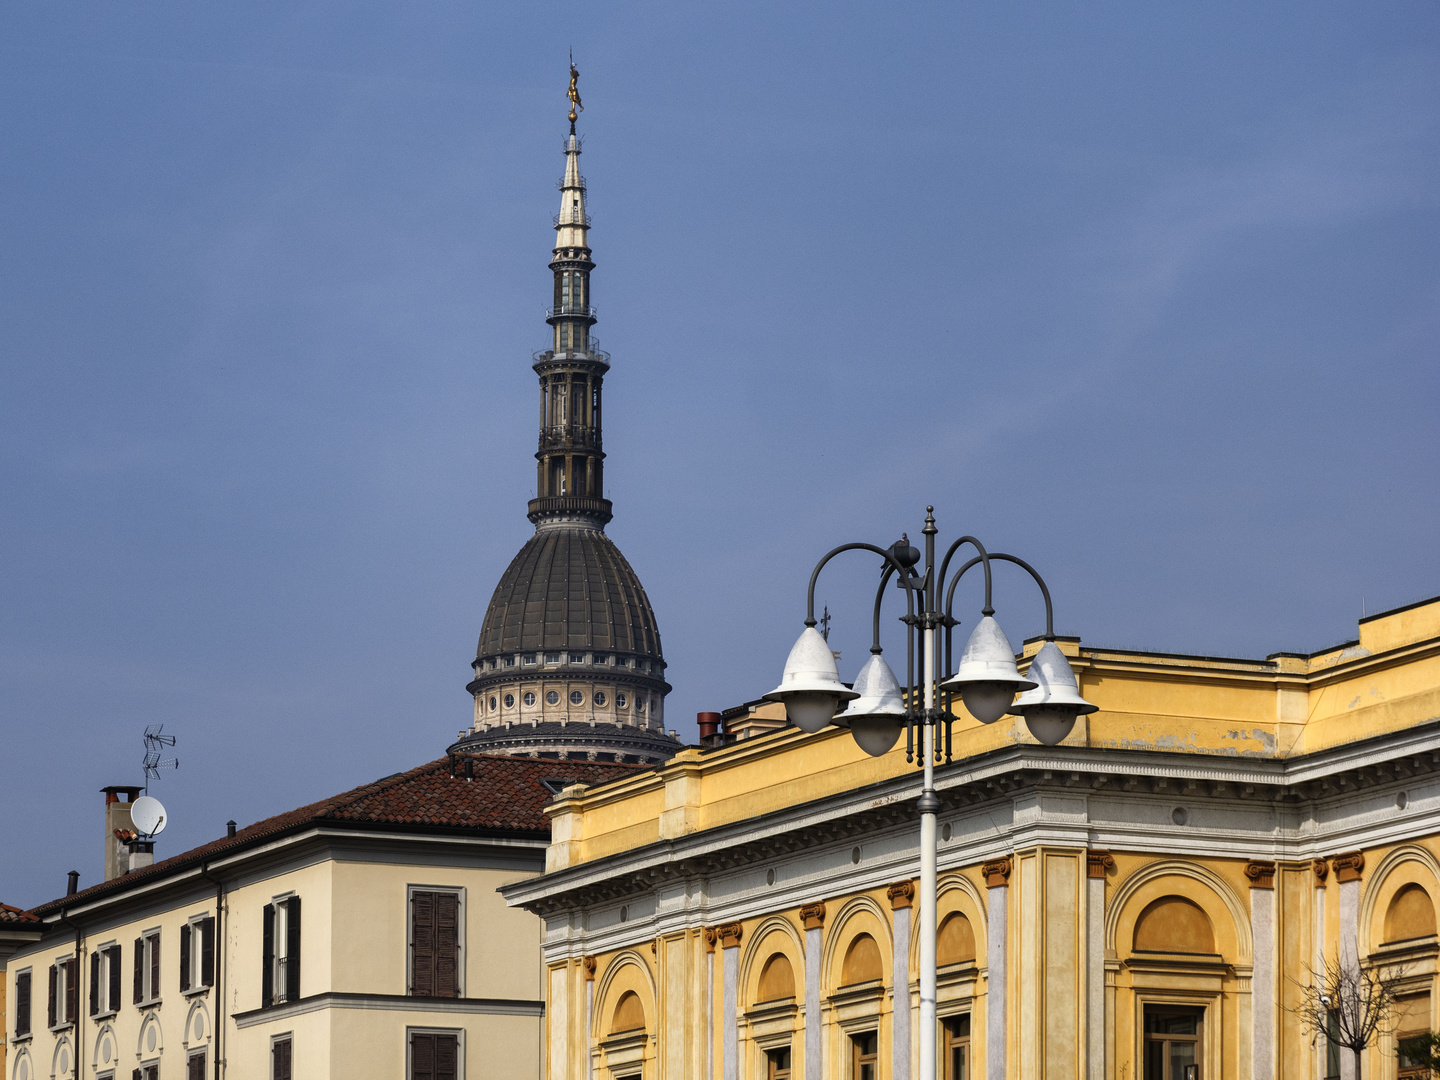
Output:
[{"xmin": 475, "ymin": 523, "xmax": 662, "ymax": 662}]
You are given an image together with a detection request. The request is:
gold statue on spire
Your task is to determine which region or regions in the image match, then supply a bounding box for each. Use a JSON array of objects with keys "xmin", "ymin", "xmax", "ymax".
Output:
[{"xmin": 567, "ymin": 58, "xmax": 583, "ymax": 127}]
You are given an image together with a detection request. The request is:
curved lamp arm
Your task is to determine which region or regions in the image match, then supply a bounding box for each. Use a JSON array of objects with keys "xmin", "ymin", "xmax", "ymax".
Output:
[
  {"xmin": 944, "ymin": 552, "xmax": 1056, "ymax": 641},
  {"xmin": 938, "ymin": 535, "xmax": 994, "ymax": 616},
  {"xmin": 805, "ymin": 542, "xmax": 910, "ymax": 627},
  {"xmin": 870, "ymin": 564, "xmax": 898, "ymax": 654}
]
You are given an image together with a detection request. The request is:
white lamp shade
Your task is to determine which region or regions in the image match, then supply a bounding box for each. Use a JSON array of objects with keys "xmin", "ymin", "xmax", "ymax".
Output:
[
  {"xmin": 835, "ymin": 653, "xmax": 907, "ymax": 755},
  {"xmin": 1009, "ymin": 640, "xmax": 1097, "ymax": 745},
  {"xmin": 764, "ymin": 626, "xmax": 859, "ymax": 733},
  {"xmin": 940, "ymin": 616, "xmax": 1037, "ymax": 724}
]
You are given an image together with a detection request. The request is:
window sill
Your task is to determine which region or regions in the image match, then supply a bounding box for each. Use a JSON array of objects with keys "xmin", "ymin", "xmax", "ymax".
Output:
[
  {"xmin": 11, "ymin": 1034, "xmax": 32, "ymax": 1045},
  {"xmin": 91, "ymin": 1010, "xmax": 118, "ymax": 1022},
  {"xmin": 48, "ymin": 1023, "xmax": 75, "ymax": 1034},
  {"xmin": 182, "ymin": 986, "xmax": 212, "ymax": 999},
  {"xmin": 137, "ymin": 998, "xmax": 162, "ymax": 1010}
]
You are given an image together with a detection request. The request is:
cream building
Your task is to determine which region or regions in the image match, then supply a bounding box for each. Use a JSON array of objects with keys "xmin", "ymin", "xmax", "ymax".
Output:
[
  {"xmin": 6, "ymin": 754, "xmax": 633, "ymax": 1080},
  {"xmin": 504, "ymin": 595, "xmax": 1440, "ymax": 1080}
]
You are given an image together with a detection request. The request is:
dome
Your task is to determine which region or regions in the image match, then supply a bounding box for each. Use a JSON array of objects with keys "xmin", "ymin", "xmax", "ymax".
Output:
[{"xmin": 475, "ymin": 523, "xmax": 663, "ymax": 663}]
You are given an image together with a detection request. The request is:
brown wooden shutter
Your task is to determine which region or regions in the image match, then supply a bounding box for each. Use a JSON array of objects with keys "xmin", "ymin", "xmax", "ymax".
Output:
[
  {"xmin": 16, "ymin": 970, "xmax": 31, "ymax": 1036},
  {"xmin": 411, "ymin": 891, "xmax": 435, "ymax": 996},
  {"xmin": 284, "ymin": 896, "xmax": 301, "ymax": 1002},
  {"xmin": 133, "ymin": 1069, "xmax": 142, "ymax": 1080},
  {"xmin": 47, "ymin": 963, "xmax": 56, "ymax": 1028},
  {"xmin": 180, "ymin": 923, "xmax": 192, "ymax": 991},
  {"xmin": 436, "ymin": 1033, "xmax": 458, "ymax": 1080},
  {"xmin": 412, "ymin": 1033, "xmax": 435, "ymax": 1080},
  {"xmin": 145, "ymin": 1066, "xmax": 159, "ymax": 1080},
  {"xmin": 187, "ymin": 1052, "xmax": 206, "ymax": 1080},
  {"xmin": 133, "ymin": 938, "xmax": 145, "ymax": 1003},
  {"xmin": 108, "ymin": 945, "xmax": 122, "ymax": 1012},
  {"xmin": 261, "ymin": 904, "xmax": 275, "ymax": 1008},
  {"xmin": 272, "ymin": 1038, "xmax": 292, "ymax": 1080},
  {"xmin": 435, "ymin": 893, "xmax": 459, "ymax": 998},
  {"xmin": 149, "ymin": 933, "xmax": 160, "ymax": 1001},
  {"xmin": 90, "ymin": 950, "xmax": 101, "ymax": 1016},
  {"xmin": 65, "ymin": 957, "xmax": 79, "ymax": 1023},
  {"xmin": 200, "ymin": 917, "xmax": 215, "ymax": 987}
]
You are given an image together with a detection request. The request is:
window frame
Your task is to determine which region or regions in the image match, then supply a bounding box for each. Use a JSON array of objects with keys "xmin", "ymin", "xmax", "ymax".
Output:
[
  {"xmin": 185, "ymin": 1049, "xmax": 207, "ymax": 1080},
  {"xmin": 406, "ymin": 1026, "xmax": 464, "ymax": 1080},
  {"xmin": 1141, "ymin": 1005, "xmax": 1204, "ymax": 1080},
  {"xmin": 49, "ymin": 953, "xmax": 79, "ymax": 1030},
  {"xmin": 850, "ymin": 1030, "xmax": 878, "ymax": 1080},
  {"xmin": 407, "ymin": 886, "xmax": 466, "ymax": 998},
  {"xmin": 89, "ymin": 941, "xmax": 122, "ymax": 1019},
  {"xmin": 942, "ymin": 1012, "xmax": 972, "ymax": 1080},
  {"xmin": 133, "ymin": 930, "xmax": 162, "ymax": 1007},
  {"xmin": 181, "ymin": 913, "xmax": 216, "ymax": 995},
  {"xmin": 263, "ymin": 893, "xmax": 301, "ymax": 1007},
  {"xmin": 269, "ymin": 1034, "xmax": 293, "ymax": 1080},
  {"xmin": 14, "ymin": 966, "xmax": 33, "ymax": 1040}
]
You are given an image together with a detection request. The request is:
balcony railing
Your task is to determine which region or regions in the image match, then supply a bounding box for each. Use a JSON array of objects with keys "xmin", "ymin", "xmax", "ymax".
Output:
[
  {"xmin": 556, "ymin": 175, "xmax": 587, "ymax": 191},
  {"xmin": 532, "ymin": 345, "xmax": 611, "ymax": 366},
  {"xmin": 545, "ymin": 305, "xmax": 597, "ymax": 321},
  {"xmin": 553, "ymin": 210, "xmax": 592, "ymax": 228},
  {"xmin": 539, "ymin": 425, "xmax": 602, "ymax": 450}
]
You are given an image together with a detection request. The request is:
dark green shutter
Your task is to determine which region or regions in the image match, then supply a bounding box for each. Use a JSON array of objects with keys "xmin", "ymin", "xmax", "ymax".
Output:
[
  {"xmin": 108, "ymin": 945, "xmax": 122, "ymax": 1011},
  {"xmin": 284, "ymin": 896, "xmax": 301, "ymax": 1002},
  {"xmin": 149, "ymin": 933, "xmax": 160, "ymax": 1002},
  {"xmin": 47, "ymin": 963, "xmax": 56, "ymax": 1028},
  {"xmin": 261, "ymin": 904, "xmax": 274, "ymax": 1008},
  {"xmin": 179, "ymin": 923, "xmax": 191, "ymax": 991},
  {"xmin": 64, "ymin": 958, "xmax": 78, "ymax": 1023},
  {"xmin": 15, "ymin": 970, "xmax": 30, "ymax": 1036},
  {"xmin": 90, "ymin": 951, "xmax": 100, "ymax": 1016},
  {"xmin": 133, "ymin": 938, "xmax": 144, "ymax": 1003},
  {"xmin": 200, "ymin": 917, "xmax": 215, "ymax": 987}
]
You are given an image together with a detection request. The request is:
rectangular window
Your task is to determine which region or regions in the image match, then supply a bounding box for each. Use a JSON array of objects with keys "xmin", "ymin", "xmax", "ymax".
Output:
[
  {"xmin": 270, "ymin": 1037, "xmax": 292, "ymax": 1080},
  {"xmin": 186, "ymin": 1051, "xmax": 206, "ymax": 1080},
  {"xmin": 90, "ymin": 944, "xmax": 123, "ymax": 1017},
  {"xmin": 944, "ymin": 1014, "xmax": 971, "ymax": 1080},
  {"xmin": 545, "ymin": 653, "xmax": 561, "ymax": 664},
  {"xmin": 766, "ymin": 1047, "xmax": 791, "ymax": 1080},
  {"xmin": 410, "ymin": 890, "xmax": 462, "ymax": 998},
  {"xmin": 181, "ymin": 915, "xmax": 216, "ymax": 992},
  {"xmin": 1142, "ymin": 1007, "xmax": 1203, "ymax": 1080},
  {"xmin": 524, "ymin": 654, "xmax": 538, "ymax": 666},
  {"xmin": 49, "ymin": 956, "xmax": 78, "ymax": 1028},
  {"xmin": 262, "ymin": 896, "xmax": 301, "ymax": 1007},
  {"xmin": 1397, "ymin": 994, "xmax": 1433, "ymax": 1079},
  {"xmin": 852, "ymin": 1032, "xmax": 877, "ymax": 1080},
  {"xmin": 410, "ymin": 1030, "xmax": 460, "ymax": 1080},
  {"xmin": 15, "ymin": 969, "xmax": 31, "ymax": 1037},
  {"xmin": 133, "ymin": 932, "xmax": 161, "ymax": 1005},
  {"xmin": 134, "ymin": 1064, "xmax": 159, "ymax": 1080}
]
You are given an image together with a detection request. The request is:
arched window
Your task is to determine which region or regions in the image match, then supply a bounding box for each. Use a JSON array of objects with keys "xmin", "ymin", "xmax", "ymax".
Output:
[
  {"xmin": 1133, "ymin": 896, "xmax": 1215, "ymax": 954},
  {"xmin": 756, "ymin": 953, "xmax": 795, "ymax": 1003},
  {"xmin": 841, "ymin": 933, "xmax": 882, "ymax": 986},
  {"xmin": 937, "ymin": 913, "xmax": 976, "ymax": 967},
  {"xmin": 611, "ymin": 991, "xmax": 645, "ymax": 1033},
  {"xmin": 1385, "ymin": 884, "xmax": 1437, "ymax": 944}
]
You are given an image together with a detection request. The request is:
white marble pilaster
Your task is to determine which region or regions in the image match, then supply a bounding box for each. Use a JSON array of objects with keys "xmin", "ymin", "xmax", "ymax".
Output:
[
  {"xmin": 892, "ymin": 904, "xmax": 912, "ymax": 1080},
  {"xmin": 1251, "ymin": 883, "xmax": 1275, "ymax": 1080},
  {"xmin": 805, "ymin": 926, "xmax": 822, "ymax": 1080},
  {"xmin": 987, "ymin": 882, "xmax": 1008, "ymax": 1080},
  {"xmin": 723, "ymin": 943, "xmax": 739, "ymax": 1080},
  {"xmin": 1086, "ymin": 870, "xmax": 1105, "ymax": 1080},
  {"xmin": 1339, "ymin": 877, "xmax": 1360, "ymax": 1080}
]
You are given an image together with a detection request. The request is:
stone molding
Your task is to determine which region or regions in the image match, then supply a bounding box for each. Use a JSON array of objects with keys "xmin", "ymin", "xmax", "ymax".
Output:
[
  {"xmin": 717, "ymin": 921, "xmax": 743, "ymax": 948},
  {"xmin": 982, "ymin": 858, "xmax": 1012, "ymax": 889},
  {"xmin": 1087, "ymin": 850, "xmax": 1115, "ymax": 879},
  {"xmin": 887, "ymin": 881, "xmax": 915, "ymax": 910},
  {"xmin": 1332, "ymin": 852, "xmax": 1365, "ymax": 883},
  {"xmin": 1244, "ymin": 860, "xmax": 1277, "ymax": 889},
  {"xmin": 799, "ymin": 902, "xmax": 826, "ymax": 930}
]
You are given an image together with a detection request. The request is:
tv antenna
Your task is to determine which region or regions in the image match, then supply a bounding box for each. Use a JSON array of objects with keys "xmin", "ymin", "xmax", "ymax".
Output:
[{"xmin": 142, "ymin": 725, "xmax": 179, "ymax": 788}]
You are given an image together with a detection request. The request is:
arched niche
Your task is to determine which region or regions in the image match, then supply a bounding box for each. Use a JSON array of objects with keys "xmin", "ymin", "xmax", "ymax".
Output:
[
  {"xmin": 938, "ymin": 913, "xmax": 977, "ymax": 967},
  {"xmin": 756, "ymin": 953, "xmax": 796, "ymax": 1003},
  {"xmin": 1107, "ymin": 862, "xmax": 1250, "ymax": 964},
  {"xmin": 1385, "ymin": 883, "xmax": 1437, "ymax": 944},
  {"xmin": 1363, "ymin": 845, "xmax": 1440, "ymax": 955},
  {"xmin": 1133, "ymin": 896, "xmax": 1215, "ymax": 954},
  {"xmin": 842, "ymin": 933, "xmax": 883, "ymax": 986},
  {"xmin": 611, "ymin": 990, "xmax": 646, "ymax": 1033},
  {"xmin": 822, "ymin": 895, "xmax": 892, "ymax": 993},
  {"xmin": 738, "ymin": 916, "xmax": 806, "ymax": 1010},
  {"xmin": 591, "ymin": 950, "xmax": 656, "ymax": 1042},
  {"xmin": 912, "ymin": 874, "xmax": 988, "ymax": 974}
]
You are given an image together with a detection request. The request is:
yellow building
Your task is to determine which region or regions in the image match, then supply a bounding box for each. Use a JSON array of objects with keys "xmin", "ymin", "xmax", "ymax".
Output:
[
  {"xmin": 504, "ymin": 596, "xmax": 1440, "ymax": 1080},
  {"xmin": 6, "ymin": 755, "xmax": 633, "ymax": 1080}
]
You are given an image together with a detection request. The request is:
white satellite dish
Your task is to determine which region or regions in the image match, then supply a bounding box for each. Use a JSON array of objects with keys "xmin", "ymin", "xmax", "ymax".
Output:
[{"xmin": 130, "ymin": 796, "xmax": 167, "ymax": 837}]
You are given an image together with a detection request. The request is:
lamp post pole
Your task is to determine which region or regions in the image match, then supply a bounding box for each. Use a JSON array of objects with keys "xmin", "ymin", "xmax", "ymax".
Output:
[{"xmin": 766, "ymin": 506, "xmax": 1096, "ymax": 1080}]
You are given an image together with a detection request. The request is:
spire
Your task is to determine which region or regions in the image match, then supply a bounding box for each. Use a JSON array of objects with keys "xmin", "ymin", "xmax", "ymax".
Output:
[{"xmin": 529, "ymin": 68, "xmax": 610, "ymax": 529}]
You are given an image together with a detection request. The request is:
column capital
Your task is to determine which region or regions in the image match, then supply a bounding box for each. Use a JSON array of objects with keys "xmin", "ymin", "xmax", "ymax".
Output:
[
  {"xmin": 1312, "ymin": 858, "xmax": 1329, "ymax": 884},
  {"xmin": 1244, "ymin": 860, "xmax": 1277, "ymax": 889},
  {"xmin": 582, "ymin": 955, "xmax": 597, "ymax": 980},
  {"xmin": 1332, "ymin": 851, "xmax": 1365, "ymax": 883},
  {"xmin": 1086, "ymin": 849, "xmax": 1115, "ymax": 879},
  {"xmin": 982, "ymin": 857, "xmax": 1012, "ymax": 888},
  {"xmin": 703, "ymin": 926, "xmax": 718, "ymax": 951},
  {"xmin": 799, "ymin": 901, "xmax": 827, "ymax": 930},
  {"xmin": 887, "ymin": 880, "xmax": 916, "ymax": 910},
  {"xmin": 717, "ymin": 921, "xmax": 744, "ymax": 948}
]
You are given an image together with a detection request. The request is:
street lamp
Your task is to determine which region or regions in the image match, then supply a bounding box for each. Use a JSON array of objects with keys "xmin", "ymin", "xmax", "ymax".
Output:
[{"xmin": 765, "ymin": 507, "xmax": 1094, "ymax": 1080}]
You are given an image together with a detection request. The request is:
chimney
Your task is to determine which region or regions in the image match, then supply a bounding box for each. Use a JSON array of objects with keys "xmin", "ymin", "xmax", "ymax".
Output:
[
  {"xmin": 227, "ymin": 820, "xmax": 237, "ymax": 839},
  {"xmin": 697, "ymin": 712, "xmax": 724, "ymax": 747},
  {"xmin": 125, "ymin": 838, "xmax": 155, "ymax": 872},
  {"xmin": 102, "ymin": 786, "xmax": 144, "ymax": 881},
  {"xmin": 66, "ymin": 870, "xmax": 79, "ymax": 896}
]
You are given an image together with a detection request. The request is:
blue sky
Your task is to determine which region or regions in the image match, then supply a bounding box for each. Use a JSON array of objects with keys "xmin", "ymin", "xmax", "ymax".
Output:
[{"xmin": 2, "ymin": 3, "xmax": 1437, "ymax": 905}]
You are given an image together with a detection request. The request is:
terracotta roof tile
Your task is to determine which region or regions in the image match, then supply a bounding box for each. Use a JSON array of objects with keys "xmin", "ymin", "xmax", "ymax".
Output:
[
  {"xmin": 1, "ymin": 902, "xmax": 40, "ymax": 924},
  {"xmin": 30, "ymin": 754, "xmax": 642, "ymax": 918}
]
